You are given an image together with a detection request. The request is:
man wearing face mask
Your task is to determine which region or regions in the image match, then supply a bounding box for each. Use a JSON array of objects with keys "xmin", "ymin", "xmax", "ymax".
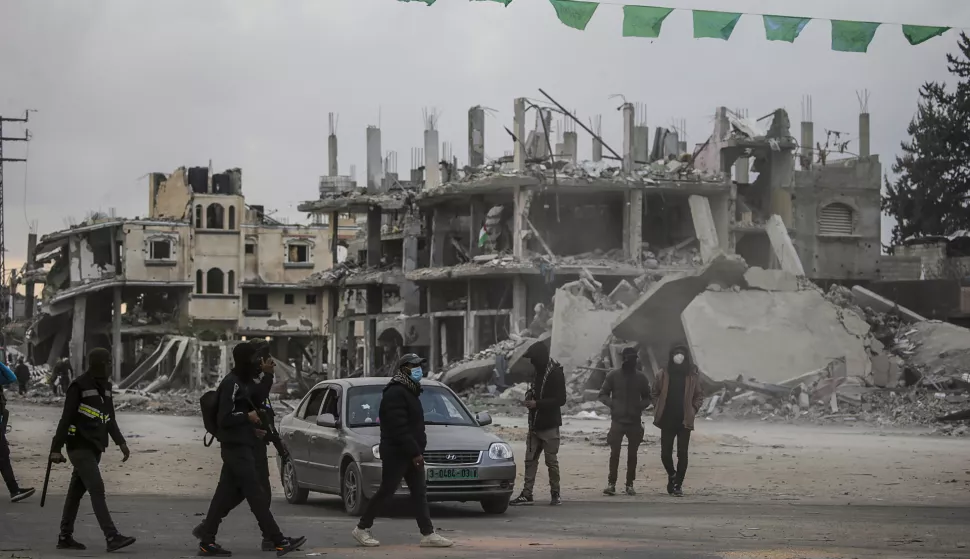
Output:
[
  {"xmin": 599, "ymin": 347, "xmax": 651, "ymax": 496},
  {"xmin": 49, "ymin": 348, "xmax": 136, "ymax": 553},
  {"xmin": 651, "ymin": 344, "xmax": 704, "ymax": 497},
  {"xmin": 352, "ymin": 354, "xmax": 453, "ymax": 548}
]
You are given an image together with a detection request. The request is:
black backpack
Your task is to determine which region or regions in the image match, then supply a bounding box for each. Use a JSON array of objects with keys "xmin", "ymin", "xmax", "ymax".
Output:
[{"xmin": 200, "ymin": 389, "xmax": 219, "ymax": 447}]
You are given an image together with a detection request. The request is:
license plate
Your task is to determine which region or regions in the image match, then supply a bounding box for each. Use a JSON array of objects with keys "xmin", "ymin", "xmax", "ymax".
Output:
[{"xmin": 426, "ymin": 467, "xmax": 479, "ymax": 481}]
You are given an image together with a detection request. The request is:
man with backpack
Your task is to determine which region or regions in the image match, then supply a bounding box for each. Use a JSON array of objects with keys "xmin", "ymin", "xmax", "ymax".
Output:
[
  {"xmin": 194, "ymin": 341, "xmax": 306, "ymax": 557},
  {"xmin": 1, "ymin": 364, "xmax": 36, "ymax": 503}
]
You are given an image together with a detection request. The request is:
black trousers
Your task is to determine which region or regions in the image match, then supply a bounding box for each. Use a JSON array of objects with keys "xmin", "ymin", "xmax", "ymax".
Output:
[
  {"xmin": 199, "ymin": 444, "xmax": 282, "ymax": 544},
  {"xmin": 17, "ymin": 382, "xmax": 26, "ymax": 396},
  {"xmin": 60, "ymin": 448, "xmax": 119, "ymax": 539},
  {"xmin": 607, "ymin": 421, "xmax": 644, "ymax": 486},
  {"xmin": 0, "ymin": 424, "xmax": 20, "ymax": 496},
  {"xmin": 660, "ymin": 427, "xmax": 692, "ymax": 484},
  {"xmin": 358, "ymin": 453, "xmax": 433, "ymax": 536}
]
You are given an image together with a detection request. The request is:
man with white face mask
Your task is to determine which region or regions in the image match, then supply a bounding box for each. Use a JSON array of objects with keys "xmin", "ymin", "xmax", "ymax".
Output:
[{"xmin": 651, "ymin": 344, "xmax": 704, "ymax": 497}]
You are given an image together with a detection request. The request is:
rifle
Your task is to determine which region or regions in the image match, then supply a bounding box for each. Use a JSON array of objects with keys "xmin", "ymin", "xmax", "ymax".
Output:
[
  {"xmin": 40, "ymin": 457, "xmax": 52, "ymax": 508},
  {"xmin": 256, "ymin": 406, "xmax": 287, "ymax": 459}
]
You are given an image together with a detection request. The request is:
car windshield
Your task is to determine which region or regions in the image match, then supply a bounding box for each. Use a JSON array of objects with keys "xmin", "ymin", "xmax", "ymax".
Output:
[{"xmin": 346, "ymin": 384, "xmax": 477, "ymax": 428}]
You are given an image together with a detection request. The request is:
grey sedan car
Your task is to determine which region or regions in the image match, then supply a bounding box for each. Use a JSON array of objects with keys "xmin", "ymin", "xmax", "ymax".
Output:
[{"xmin": 277, "ymin": 377, "xmax": 517, "ymax": 515}]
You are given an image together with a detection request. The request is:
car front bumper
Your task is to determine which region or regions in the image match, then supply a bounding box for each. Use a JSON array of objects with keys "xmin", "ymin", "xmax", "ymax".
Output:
[{"xmin": 359, "ymin": 460, "xmax": 516, "ymax": 502}]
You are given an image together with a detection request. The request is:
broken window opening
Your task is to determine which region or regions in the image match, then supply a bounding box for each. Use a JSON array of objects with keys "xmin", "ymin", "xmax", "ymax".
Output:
[
  {"xmin": 306, "ymin": 293, "xmax": 317, "ymax": 305},
  {"xmin": 245, "ymin": 243, "xmax": 255, "ymax": 255},
  {"xmin": 529, "ymin": 193, "xmax": 625, "ymax": 259},
  {"xmin": 206, "ymin": 204, "xmax": 225, "ymax": 230},
  {"xmin": 206, "ymin": 268, "xmax": 225, "ymax": 294},
  {"xmin": 284, "ymin": 293, "xmax": 295, "ymax": 305},
  {"xmin": 227, "ymin": 270, "xmax": 236, "ymax": 295},
  {"xmin": 248, "ymin": 293, "xmax": 269, "ymax": 311},
  {"xmin": 195, "ymin": 270, "xmax": 204, "ymax": 294},
  {"xmin": 287, "ymin": 243, "xmax": 310, "ymax": 264},
  {"xmin": 195, "ymin": 205, "xmax": 204, "ymax": 228},
  {"xmin": 228, "ymin": 206, "xmax": 236, "ymax": 230},
  {"xmin": 149, "ymin": 239, "xmax": 172, "ymax": 260}
]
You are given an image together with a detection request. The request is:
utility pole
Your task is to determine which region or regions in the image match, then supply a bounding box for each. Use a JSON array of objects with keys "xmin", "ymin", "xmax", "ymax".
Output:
[{"xmin": 0, "ymin": 111, "xmax": 31, "ymax": 326}]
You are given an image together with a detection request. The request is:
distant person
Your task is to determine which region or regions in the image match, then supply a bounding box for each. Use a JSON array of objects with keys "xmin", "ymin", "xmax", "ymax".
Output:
[
  {"xmin": 599, "ymin": 347, "xmax": 651, "ymax": 496},
  {"xmin": 0, "ymin": 378, "xmax": 36, "ymax": 503},
  {"xmin": 651, "ymin": 344, "xmax": 704, "ymax": 497},
  {"xmin": 51, "ymin": 358, "xmax": 72, "ymax": 396},
  {"xmin": 352, "ymin": 354, "xmax": 453, "ymax": 548},
  {"xmin": 15, "ymin": 357, "xmax": 30, "ymax": 396},
  {"xmin": 510, "ymin": 341, "xmax": 566, "ymax": 506}
]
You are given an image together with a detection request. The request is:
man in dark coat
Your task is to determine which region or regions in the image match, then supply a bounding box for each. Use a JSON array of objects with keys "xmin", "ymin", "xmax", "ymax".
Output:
[
  {"xmin": 599, "ymin": 347, "xmax": 651, "ymax": 496},
  {"xmin": 651, "ymin": 344, "xmax": 704, "ymax": 497},
  {"xmin": 352, "ymin": 354, "xmax": 453, "ymax": 548},
  {"xmin": 14, "ymin": 357, "xmax": 29, "ymax": 396},
  {"xmin": 1, "ymin": 381, "xmax": 35, "ymax": 503}
]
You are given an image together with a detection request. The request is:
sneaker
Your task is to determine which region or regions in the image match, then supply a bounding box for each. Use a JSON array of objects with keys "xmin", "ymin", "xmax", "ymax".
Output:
[
  {"xmin": 274, "ymin": 536, "xmax": 306, "ymax": 557},
  {"xmin": 625, "ymin": 484, "xmax": 636, "ymax": 496},
  {"xmin": 10, "ymin": 487, "xmax": 35, "ymax": 502},
  {"xmin": 57, "ymin": 536, "xmax": 87, "ymax": 550},
  {"xmin": 672, "ymin": 484, "xmax": 684, "ymax": 497},
  {"xmin": 198, "ymin": 542, "xmax": 232, "ymax": 557},
  {"xmin": 106, "ymin": 534, "xmax": 136, "ymax": 553},
  {"xmin": 666, "ymin": 475, "xmax": 675, "ymax": 495},
  {"xmin": 550, "ymin": 492, "xmax": 562, "ymax": 506},
  {"xmin": 261, "ymin": 539, "xmax": 275, "ymax": 552},
  {"xmin": 352, "ymin": 527, "xmax": 380, "ymax": 547},
  {"xmin": 509, "ymin": 494, "xmax": 533, "ymax": 506},
  {"xmin": 419, "ymin": 532, "xmax": 454, "ymax": 548},
  {"xmin": 603, "ymin": 483, "xmax": 616, "ymax": 496}
]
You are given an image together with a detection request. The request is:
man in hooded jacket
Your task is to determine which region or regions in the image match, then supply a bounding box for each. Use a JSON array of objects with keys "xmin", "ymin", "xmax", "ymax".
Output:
[
  {"xmin": 599, "ymin": 347, "xmax": 651, "ymax": 496},
  {"xmin": 651, "ymin": 344, "xmax": 704, "ymax": 497},
  {"xmin": 1, "ymin": 380, "xmax": 35, "ymax": 503}
]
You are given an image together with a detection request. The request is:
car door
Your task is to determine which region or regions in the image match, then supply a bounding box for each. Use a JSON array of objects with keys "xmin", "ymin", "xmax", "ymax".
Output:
[
  {"xmin": 304, "ymin": 385, "xmax": 345, "ymax": 491},
  {"xmin": 286, "ymin": 387, "xmax": 327, "ymax": 488}
]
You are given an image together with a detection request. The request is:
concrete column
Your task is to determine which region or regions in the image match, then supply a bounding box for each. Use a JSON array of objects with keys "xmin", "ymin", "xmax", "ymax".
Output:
[
  {"xmin": 801, "ymin": 121, "xmax": 814, "ymax": 169},
  {"xmin": 563, "ymin": 131, "xmax": 578, "ymax": 164},
  {"xmin": 710, "ymin": 192, "xmax": 731, "ymax": 254},
  {"xmin": 468, "ymin": 106, "xmax": 485, "ymax": 167},
  {"xmin": 424, "ymin": 129, "xmax": 440, "ymax": 189},
  {"xmin": 535, "ymin": 109, "xmax": 552, "ymax": 159},
  {"xmin": 512, "ymin": 186, "xmax": 529, "ymax": 259},
  {"xmin": 366, "ymin": 206, "xmax": 382, "ymax": 267},
  {"xmin": 327, "ymin": 291, "xmax": 340, "ymax": 378},
  {"xmin": 366, "ymin": 126, "xmax": 383, "ymax": 193},
  {"xmin": 188, "ymin": 339, "xmax": 201, "ymax": 390},
  {"xmin": 625, "ymin": 190, "xmax": 643, "ymax": 263},
  {"xmin": 859, "ymin": 113, "xmax": 870, "ymax": 157},
  {"xmin": 468, "ymin": 196, "xmax": 486, "ymax": 257},
  {"xmin": 429, "ymin": 317, "xmax": 439, "ymax": 374},
  {"xmin": 70, "ymin": 296, "xmax": 87, "ymax": 374},
  {"xmin": 328, "ymin": 134, "xmax": 338, "ymax": 176},
  {"xmin": 430, "ymin": 208, "xmax": 450, "ymax": 267},
  {"xmin": 439, "ymin": 321, "xmax": 449, "ymax": 366},
  {"xmin": 633, "ymin": 126, "xmax": 649, "ymax": 166},
  {"xmin": 513, "ymin": 98, "xmax": 526, "ymax": 172},
  {"xmin": 330, "ymin": 211, "xmax": 340, "ymax": 265},
  {"xmin": 512, "ymin": 276, "xmax": 528, "ymax": 335},
  {"xmin": 678, "ymin": 141, "xmax": 688, "ymax": 156},
  {"xmin": 592, "ymin": 137, "xmax": 603, "ymax": 162},
  {"xmin": 112, "ymin": 286, "xmax": 122, "ymax": 383},
  {"xmin": 363, "ymin": 319, "xmax": 376, "ymax": 376},
  {"xmin": 24, "ymin": 233, "xmax": 36, "ymax": 319},
  {"xmin": 464, "ymin": 313, "xmax": 477, "ymax": 358},
  {"xmin": 401, "ymin": 217, "xmax": 421, "ymax": 316},
  {"xmin": 220, "ymin": 344, "xmax": 229, "ymax": 378},
  {"xmin": 622, "ymin": 103, "xmax": 635, "ymax": 173},
  {"xmin": 688, "ymin": 195, "xmax": 720, "ymax": 263}
]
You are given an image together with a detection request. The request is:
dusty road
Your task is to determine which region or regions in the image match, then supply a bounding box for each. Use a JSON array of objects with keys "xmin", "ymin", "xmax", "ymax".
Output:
[{"xmin": 1, "ymin": 402, "xmax": 969, "ymax": 557}]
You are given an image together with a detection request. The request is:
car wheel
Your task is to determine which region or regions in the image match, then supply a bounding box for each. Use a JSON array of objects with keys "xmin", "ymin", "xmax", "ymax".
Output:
[
  {"xmin": 281, "ymin": 455, "xmax": 309, "ymax": 505},
  {"xmin": 480, "ymin": 496, "xmax": 510, "ymax": 514},
  {"xmin": 342, "ymin": 461, "xmax": 370, "ymax": 516}
]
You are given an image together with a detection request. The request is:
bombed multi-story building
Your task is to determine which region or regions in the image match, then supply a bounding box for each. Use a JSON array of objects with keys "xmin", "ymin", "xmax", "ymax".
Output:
[{"xmin": 22, "ymin": 166, "xmax": 331, "ymax": 386}]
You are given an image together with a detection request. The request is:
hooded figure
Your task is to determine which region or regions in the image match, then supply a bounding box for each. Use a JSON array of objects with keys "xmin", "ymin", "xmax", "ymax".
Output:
[
  {"xmin": 651, "ymin": 343, "xmax": 704, "ymax": 497},
  {"xmin": 598, "ymin": 347, "xmax": 651, "ymax": 496}
]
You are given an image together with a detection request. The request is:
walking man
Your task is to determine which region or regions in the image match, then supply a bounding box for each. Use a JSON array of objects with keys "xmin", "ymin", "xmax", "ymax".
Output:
[
  {"xmin": 510, "ymin": 342, "xmax": 566, "ymax": 506},
  {"xmin": 599, "ymin": 347, "xmax": 651, "ymax": 496},
  {"xmin": 15, "ymin": 357, "xmax": 29, "ymax": 396},
  {"xmin": 49, "ymin": 347, "xmax": 136, "ymax": 552},
  {"xmin": 352, "ymin": 354, "xmax": 453, "ymax": 548},
  {"xmin": 1, "ymin": 380, "xmax": 35, "ymax": 503},
  {"xmin": 651, "ymin": 344, "xmax": 704, "ymax": 497},
  {"xmin": 194, "ymin": 342, "xmax": 305, "ymax": 557}
]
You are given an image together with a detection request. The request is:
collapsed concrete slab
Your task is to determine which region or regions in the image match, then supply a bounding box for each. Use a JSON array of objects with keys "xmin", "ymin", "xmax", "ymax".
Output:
[
  {"xmin": 898, "ymin": 321, "xmax": 970, "ymax": 374},
  {"xmin": 612, "ymin": 253, "xmax": 747, "ymax": 353},
  {"xmin": 440, "ymin": 358, "xmax": 496, "ymax": 391},
  {"xmin": 682, "ymin": 289, "xmax": 871, "ymax": 384},
  {"xmin": 743, "ymin": 267, "xmax": 799, "ymax": 292},
  {"xmin": 551, "ymin": 288, "xmax": 621, "ymax": 373},
  {"xmin": 766, "ymin": 215, "xmax": 805, "ymax": 276},
  {"xmin": 688, "ymin": 195, "xmax": 720, "ymax": 263},
  {"xmin": 609, "ymin": 280, "xmax": 640, "ymax": 307},
  {"xmin": 851, "ymin": 285, "xmax": 925, "ymax": 323}
]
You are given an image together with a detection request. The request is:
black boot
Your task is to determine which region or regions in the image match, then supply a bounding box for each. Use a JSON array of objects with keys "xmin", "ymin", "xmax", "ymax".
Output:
[
  {"xmin": 106, "ymin": 534, "xmax": 136, "ymax": 552},
  {"xmin": 57, "ymin": 535, "xmax": 87, "ymax": 550},
  {"xmin": 672, "ymin": 479, "xmax": 684, "ymax": 497},
  {"xmin": 198, "ymin": 542, "xmax": 232, "ymax": 557},
  {"xmin": 273, "ymin": 536, "xmax": 307, "ymax": 557},
  {"xmin": 666, "ymin": 475, "xmax": 675, "ymax": 495}
]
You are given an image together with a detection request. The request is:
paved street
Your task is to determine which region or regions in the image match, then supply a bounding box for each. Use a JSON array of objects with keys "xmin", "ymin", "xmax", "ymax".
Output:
[{"xmin": 2, "ymin": 493, "xmax": 968, "ymax": 558}]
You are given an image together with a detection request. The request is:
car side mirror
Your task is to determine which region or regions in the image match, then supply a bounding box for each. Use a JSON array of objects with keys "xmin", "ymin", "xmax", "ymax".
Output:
[
  {"xmin": 316, "ymin": 413, "xmax": 339, "ymax": 428},
  {"xmin": 475, "ymin": 411, "xmax": 492, "ymax": 427}
]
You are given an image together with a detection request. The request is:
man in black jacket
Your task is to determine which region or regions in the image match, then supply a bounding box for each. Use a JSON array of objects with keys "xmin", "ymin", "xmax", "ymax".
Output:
[
  {"xmin": 194, "ymin": 342, "xmax": 305, "ymax": 557},
  {"xmin": 1, "ymin": 382, "xmax": 35, "ymax": 503},
  {"xmin": 14, "ymin": 357, "xmax": 29, "ymax": 396},
  {"xmin": 510, "ymin": 341, "xmax": 567, "ymax": 507},
  {"xmin": 49, "ymin": 348, "xmax": 136, "ymax": 553},
  {"xmin": 352, "ymin": 354, "xmax": 453, "ymax": 548},
  {"xmin": 599, "ymin": 347, "xmax": 651, "ymax": 496}
]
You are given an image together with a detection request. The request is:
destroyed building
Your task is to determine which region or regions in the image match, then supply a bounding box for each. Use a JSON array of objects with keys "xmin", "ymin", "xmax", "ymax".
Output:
[{"xmin": 22, "ymin": 166, "xmax": 331, "ymax": 388}]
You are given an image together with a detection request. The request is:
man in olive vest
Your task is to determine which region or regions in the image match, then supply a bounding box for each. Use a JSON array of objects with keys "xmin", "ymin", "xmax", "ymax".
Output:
[{"xmin": 49, "ymin": 348, "xmax": 136, "ymax": 553}]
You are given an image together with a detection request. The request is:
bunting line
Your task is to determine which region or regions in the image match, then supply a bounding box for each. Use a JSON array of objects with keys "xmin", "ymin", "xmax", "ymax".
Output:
[{"xmin": 396, "ymin": 0, "xmax": 958, "ymax": 53}]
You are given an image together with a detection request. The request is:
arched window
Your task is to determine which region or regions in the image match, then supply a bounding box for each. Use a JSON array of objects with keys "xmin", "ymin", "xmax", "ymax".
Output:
[
  {"xmin": 228, "ymin": 206, "xmax": 236, "ymax": 230},
  {"xmin": 206, "ymin": 204, "xmax": 225, "ymax": 229},
  {"xmin": 195, "ymin": 270, "xmax": 204, "ymax": 293},
  {"xmin": 195, "ymin": 205, "xmax": 203, "ymax": 228},
  {"xmin": 819, "ymin": 203, "xmax": 855, "ymax": 235},
  {"xmin": 227, "ymin": 270, "xmax": 236, "ymax": 295},
  {"xmin": 207, "ymin": 268, "xmax": 225, "ymax": 294}
]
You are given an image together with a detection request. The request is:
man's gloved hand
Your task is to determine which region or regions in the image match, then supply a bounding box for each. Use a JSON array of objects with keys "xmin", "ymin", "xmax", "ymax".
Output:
[
  {"xmin": 120, "ymin": 444, "xmax": 131, "ymax": 462},
  {"xmin": 49, "ymin": 451, "xmax": 66, "ymax": 464}
]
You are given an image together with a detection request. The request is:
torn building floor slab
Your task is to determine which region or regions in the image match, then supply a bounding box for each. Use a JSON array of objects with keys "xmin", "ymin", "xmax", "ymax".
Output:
[
  {"xmin": 550, "ymin": 287, "xmax": 621, "ymax": 373},
  {"xmin": 682, "ymin": 289, "xmax": 871, "ymax": 384}
]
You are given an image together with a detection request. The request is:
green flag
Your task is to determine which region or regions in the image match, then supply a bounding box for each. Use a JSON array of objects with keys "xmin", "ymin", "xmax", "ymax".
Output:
[
  {"xmin": 831, "ymin": 20, "xmax": 881, "ymax": 52},
  {"xmin": 473, "ymin": 0, "xmax": 513, "ymax": 5},
  {"xmin": 549, "ymin": 0, "xmax": 599, "ymax": 31},
  {"xmin": 901, "ymin": 25, "xmax": 949, "ymax": 46},
  {"xmin": 398, "ymin": 0, "xmax": 435, "ymax": 5},
  {"xmin": 763, "ymin": 15, "xmax": 810, "ymax": 43},
  {"xmin": 622, "ymin": 6, "xmax": 673, "ymax": 38},
  {"xmin": 693, "ymin": 10, "xmax": 742, "ymax": 40}
]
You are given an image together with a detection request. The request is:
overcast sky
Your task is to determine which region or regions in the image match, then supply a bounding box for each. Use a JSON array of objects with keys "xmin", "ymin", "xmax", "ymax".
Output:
[{"xmin": 1, "ymin": 0, "xmax": 967, "ymax": 271}]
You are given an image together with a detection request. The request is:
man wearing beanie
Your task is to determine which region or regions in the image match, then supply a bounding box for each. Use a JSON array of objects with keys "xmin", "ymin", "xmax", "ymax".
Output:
[{"xmin": 49, "ymin": 347, "xmax": 136, "ymax": 553}]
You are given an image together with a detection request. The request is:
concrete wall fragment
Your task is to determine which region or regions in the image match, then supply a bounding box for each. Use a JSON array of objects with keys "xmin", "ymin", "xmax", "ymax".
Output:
[
  {"xmin": 766, "ymin": 214, "xmax": 805, "ymax": 276},
  {"xmin": 551, "ymin": 288, "xmax": 621, "ymax": 373},
  {"xmin": 688, "ymin": 195, "xmax": 720, "ymax": 263}
]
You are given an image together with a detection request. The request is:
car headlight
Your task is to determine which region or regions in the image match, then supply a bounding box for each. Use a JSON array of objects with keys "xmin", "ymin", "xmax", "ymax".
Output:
[
  {"xmin": 371, "ymin": 444, "xmax": 381, "ymax": 461},
  {"xmin": 488, "ymin": 442, "xmax": 513, "ymax": 461}
]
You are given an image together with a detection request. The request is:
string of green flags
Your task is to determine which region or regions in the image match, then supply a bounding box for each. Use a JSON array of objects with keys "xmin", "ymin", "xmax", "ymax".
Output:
[{"xmin": 397, "ymin": 0, "xmax": 955, "ymax": 53}]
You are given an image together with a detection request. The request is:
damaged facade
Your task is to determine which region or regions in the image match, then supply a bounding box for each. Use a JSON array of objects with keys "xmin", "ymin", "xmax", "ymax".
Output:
[{"xmin": 24, "ymin": 166, "xmax": 331, "ymax": 389}]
